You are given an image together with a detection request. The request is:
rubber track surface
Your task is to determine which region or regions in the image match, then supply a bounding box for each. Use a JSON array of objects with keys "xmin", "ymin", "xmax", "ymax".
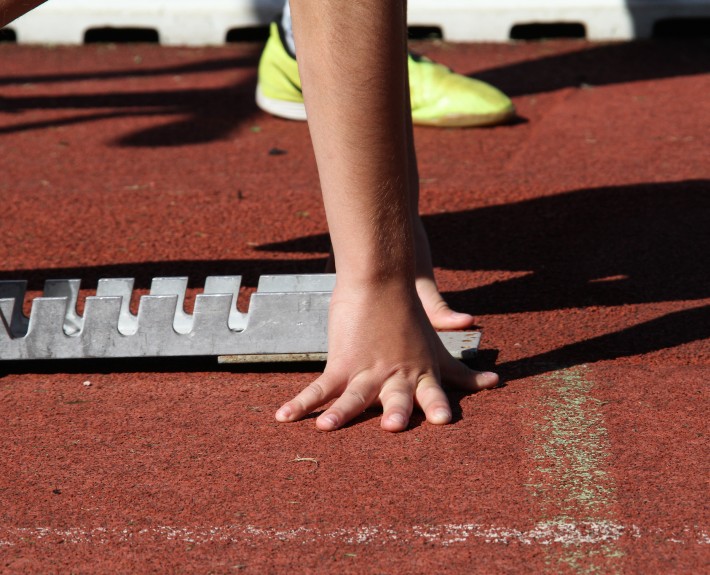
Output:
[{"xmin": 1, "ymin": 39, "xmax": 708, "ymax": 574}]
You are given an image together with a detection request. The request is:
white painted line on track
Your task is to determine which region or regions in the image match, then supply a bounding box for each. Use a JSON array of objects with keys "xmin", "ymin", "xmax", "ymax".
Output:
[{"xmin": 0, "ymin": 523, "xmax": 706, "ymax": 547}]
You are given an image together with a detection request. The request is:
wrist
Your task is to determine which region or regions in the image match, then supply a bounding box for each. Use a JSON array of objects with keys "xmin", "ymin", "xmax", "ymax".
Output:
[
  {"xmin": 332, "ymin": 268, "xmax": 418, "ymax": 306},
  {"xmin": 333, "ymin": 249, "xmax": 415, "ymax": 287}
]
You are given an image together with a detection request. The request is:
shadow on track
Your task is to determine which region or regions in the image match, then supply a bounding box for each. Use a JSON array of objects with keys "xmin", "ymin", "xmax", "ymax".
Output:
[
  {"xmin": 1, "ymin": 39, "xmax": 708, "ymax": 144},
  {"xmin": 471, "ymin": 39, "xmax": 710, "ymax": 97},
  {"xmin": 259, "ymin": 179, "xmax": 710, "ymax": 312},
  {"xmin": 496, "ymin": 304, "xmax": 709, "ymax": 382},
  {"xmin": 0, "ymin": 52, "xmax": 262, "ymax": 145},
  {"xmin": 0, "ymin": 54, "xmax": 258, "ymax": 87},
  {"xmin": 0, "ymin": 355, "xmax": 326, "ymax": 377}
]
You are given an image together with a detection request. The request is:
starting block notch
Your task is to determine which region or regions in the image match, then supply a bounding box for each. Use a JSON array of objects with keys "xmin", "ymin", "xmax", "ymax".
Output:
[{"xmin": 0, "ymin": 274, "xmax": 480, "ymax": 362}]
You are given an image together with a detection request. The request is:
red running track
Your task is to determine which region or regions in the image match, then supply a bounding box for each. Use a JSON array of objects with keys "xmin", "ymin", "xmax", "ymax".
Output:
[{"xmin": 0, "ymin": 38, "xmax": 708, "ymax": 573}]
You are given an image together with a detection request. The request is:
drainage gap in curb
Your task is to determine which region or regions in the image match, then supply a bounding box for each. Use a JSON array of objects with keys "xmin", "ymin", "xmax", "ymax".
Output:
[
  {"xmin": 0, "ymin": 27, "xmax": 17, "ymax": 43},
  {"xmin": 84, "ymin": 27, "xmax": 160, "ymax": 44},
  {"xmin": 408, "ymin": 26, "xmax": 444, "ymax": 40},
  {"xmin": 653, "ymin": 18, "xmax": 710, "ymax": 38},
  {"xmin": 510, "ymin": 22, "xmax": 586, "ymax": 40},
  {"xmin": 226, "ymin": 26, "xmax": 270, "ymax": 43}
]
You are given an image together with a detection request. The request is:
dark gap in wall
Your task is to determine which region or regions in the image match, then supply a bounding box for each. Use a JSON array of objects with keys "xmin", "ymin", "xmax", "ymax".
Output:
[
  {"xmin": 226, "ymin": 26, "xmax": 270, "ymax": 43},
  {"xmin": 0, "ymin": 27, "xmax": 17, "ymax": 43},
  {"xmin": 84, "ymin": 27, "xmax": 160, "ymax": 44},
  {"xmin": 408, "ymin": 26, "xmax": 444, "ymax": 40},
  {"xmin": 510, "ymin": 22, "xmax": 586, "ymax": 40},
  {"xmin": 653, "ymin": 18, "xmax": 710, "ymax": 39}
]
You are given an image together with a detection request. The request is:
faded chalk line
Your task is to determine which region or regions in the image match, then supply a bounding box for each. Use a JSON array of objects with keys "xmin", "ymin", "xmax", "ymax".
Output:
[
  {"xmin": 0, "ymin": 522, "xmax": 706, "ymax": 548},
  {"xmin": 525, "ymin": 365, "xmax": 623, "ymax": 574}
]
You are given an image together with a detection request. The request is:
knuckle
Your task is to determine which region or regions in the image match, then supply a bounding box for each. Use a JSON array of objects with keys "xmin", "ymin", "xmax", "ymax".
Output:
[
  {"xmin": 381, "ymin": 386, "xmax": 411, "ymax": 405},
  {"xmin": 304, "ymin": 380, "xmax": 327, "ymax": 402},
  {"xmin": 452, "ymin": 360, "xmax": 475, "ymax": 386},
  {"xmin": 415, "ymin": 376, "xmax": 446, "ymax": 405},
  {"xmin": 417, "ymin": 373, "xmax": 442, "ymax": 391},
  {"xmin": 344, "ymin": 387, "xmax": 369, "ymax": 408},
  {"xmin": 380, "ymin": 385, "xmax": 414, "ymax": 414},
  {"xmin": 293, "ymin": 380, "xmax": 329, "ymax": 412}
]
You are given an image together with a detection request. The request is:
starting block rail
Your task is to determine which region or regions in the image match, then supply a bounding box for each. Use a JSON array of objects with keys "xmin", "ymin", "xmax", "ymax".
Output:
[{"xmin": 0, "ymin": 274, "xmax": 480, "ymax": 362}]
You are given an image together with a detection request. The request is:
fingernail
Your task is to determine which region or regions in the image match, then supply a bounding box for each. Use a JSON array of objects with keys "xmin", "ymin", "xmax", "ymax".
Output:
[
  {"xmin": 388, "ymin": 413, "xmax": 406, "ymax": 426},
  {"xmin": 320, "ymin": 414, "xmax": 339, "ymax": 430},
  {"xmin": 432, "ymin": 408, "xmax": 451, "ymax": 424},
  {"xmin": 275, "ymin": 405, "xmax": 292, "ymax": 422},
  {"xmin": 481, "ymin": 372, "xmax": 500, "ymax": 387}
]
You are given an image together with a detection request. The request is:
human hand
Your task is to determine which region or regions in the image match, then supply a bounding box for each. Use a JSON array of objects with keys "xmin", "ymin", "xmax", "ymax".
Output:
[{"xmin": 275, "ymin": 281, "xmax": 499, "ymax": 432}]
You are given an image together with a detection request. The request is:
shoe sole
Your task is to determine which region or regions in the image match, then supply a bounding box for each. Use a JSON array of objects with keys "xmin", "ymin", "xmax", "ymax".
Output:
[
  {"xmin": 256, "ymin": 84, "xmax": 515, "ymax": 128},
  {"xmin": 256, "ymin": 84, "xmax": 307, "ymax": 121},
  {"xmin": 413, "ymin": 105, "xmax": 516, "ymax": 128}
]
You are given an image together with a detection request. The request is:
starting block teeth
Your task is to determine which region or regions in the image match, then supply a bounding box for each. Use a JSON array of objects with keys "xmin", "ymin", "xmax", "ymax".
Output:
[
  {"xmin": 0, "ymin": 274, "xmax": 480, "ymax": 362},
  {"xmin": 0, "ymin": 281, "xmax": 30, "ymax": 338}
]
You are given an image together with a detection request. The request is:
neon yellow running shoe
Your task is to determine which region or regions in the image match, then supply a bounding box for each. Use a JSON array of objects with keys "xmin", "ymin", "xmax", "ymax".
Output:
[{"xmin": 255, "ymin": 22, "xmax": 515, "ymax": 128}]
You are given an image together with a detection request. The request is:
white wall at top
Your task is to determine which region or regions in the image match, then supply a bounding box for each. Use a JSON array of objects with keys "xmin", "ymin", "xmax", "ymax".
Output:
[
  {"xmin": 6, "ymin": 0, "xmax": 710, "ymax": 44},
  {"xmin": 409, "ymin": 0, "xmax": 710, "ymax": 41},
  {"xmin": 9, "ymin": 0, "xmax": 282, "ymax": 45}
]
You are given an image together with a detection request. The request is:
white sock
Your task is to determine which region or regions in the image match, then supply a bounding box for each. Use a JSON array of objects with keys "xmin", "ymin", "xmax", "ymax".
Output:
[{"xmin": 281, "ymin": 1, "xmax": 297, "ymax": 57}]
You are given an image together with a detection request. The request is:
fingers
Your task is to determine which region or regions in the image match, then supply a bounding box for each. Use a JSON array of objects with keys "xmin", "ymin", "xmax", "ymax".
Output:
[
  {"xmin": 275, "ymin": 373, "xmax": 339, "ymax": 423},
  {"xmin": 275, "ymin": 353, "xmax": 499, "ymax": 431},
  {"xmin": 320, "ymin": 372, "xmax": 451, "ymax": 433},
  {"xmin": 275, "ymin": 371, "xmax": 382, "ymax": 431},
  {"xmin": 415, "ymin": 277, "xmax": 476, "ymax": 330},
  {"xmin": 439, "ymin": 349, "xmax": 500, "ymax": 391},
  {"xmin": 428, "ymin": 304, "xmax": 476, "ymax": 331},
  {"xmin": 412, "ymin": 374, "xmax": 452, "ymax": 425},
  {"xmin": 379, "ymin": 378, "xmax": 417, "ymax": 432},
  {"xmin": 316, "ymin": 377, "xmax": 380, "ymax": 431}
]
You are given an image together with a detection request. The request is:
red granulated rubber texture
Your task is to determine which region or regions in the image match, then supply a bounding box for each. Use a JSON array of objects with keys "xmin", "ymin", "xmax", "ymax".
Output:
[{"xmin": 0, "ymin": 39, "xmax": 708, "ymax": 574}]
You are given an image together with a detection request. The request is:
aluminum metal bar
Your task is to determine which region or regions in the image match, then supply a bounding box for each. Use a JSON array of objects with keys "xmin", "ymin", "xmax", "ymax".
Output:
[{"xmin": 0, "ymin": 275, "xmax": 480, "ymax": 361}]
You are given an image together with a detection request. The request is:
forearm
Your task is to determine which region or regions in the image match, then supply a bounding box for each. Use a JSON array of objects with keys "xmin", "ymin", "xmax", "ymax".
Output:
[
  {"xmin": 0, "ymin": 0, "xmax": 47, "ymax": 27},
  {"xmin": 277, "ymin": 1, "xmax": 499, "ymax": 431},
  {"xmin": 289, "ymin": 1, "xmax": 414, "ymax": 286}
]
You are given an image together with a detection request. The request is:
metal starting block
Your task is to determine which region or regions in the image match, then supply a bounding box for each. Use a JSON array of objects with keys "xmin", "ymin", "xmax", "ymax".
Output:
[{"xmin": 0, "ymin": 274, "xmax": 480, "ymax": 363}]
